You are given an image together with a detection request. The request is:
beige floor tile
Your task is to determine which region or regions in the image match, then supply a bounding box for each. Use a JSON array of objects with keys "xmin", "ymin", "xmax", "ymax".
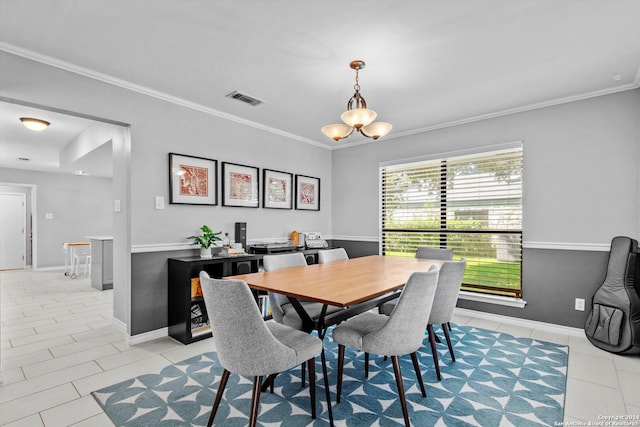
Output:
[
  {"xmin": 23, "ymin": 344, "xmax": 120, "ymax": 379},
  {"xmin": 569, "ymin": 335, "xmax": 615, "ymax": 358},
  {"xmin": 1, "ymin": 414, "xmax": 45, "ymax": 427},
  {"xmin": 50, "ymin": 332, "xmax": 125, "ymax": 358},
  {"xmin": 3, "ymin": 336, "xmax": 76, "ymax": 360},
  {"xmin": 72, "ymin": 355, "xmax": 174, "ymax": 396},
  {"xmin": 2, "ymin": 348, "xmax": 53, "ymax": 370},
  {"xmin": 465, "ymin": 317, "xmax": 501, "ymax": 331},
  {"xmin": 0, "ymin": 383, "xmax": 79, "ymax": 425},
  {"xmin": 40, "ymin": 395, "xmax": 104, "ymax": 427},
  {"xmin": 70, "ymin": 413, "xmax": 116, "ymax": 427},
  {"xmin": 530, "ymin": 329, "xmax": 570, "ymax": 345},
  {"xmin": 0, "ymin": 361, "xmax": 102, "ymax": 404},
  {"xmin": 495, "ymin": 322, "xmax": 533, "ymax": 338},
  {"xmin": 11, "ymin": 324, "xmax": 92, "ymax": 347},
  {"xmin": 568, "ymin": 351, "xmax": 619, "ymax": 389},
  {"xmin": 613, "ymin": 353, "xmax": 640, "ymax": 374},
  {"xmin": 618, "ymin": 370, "xmax": 640, "ymax": 407},
  {"xmin": 564, "ymin": 378, "xmax": 626, "ymax": 422}
]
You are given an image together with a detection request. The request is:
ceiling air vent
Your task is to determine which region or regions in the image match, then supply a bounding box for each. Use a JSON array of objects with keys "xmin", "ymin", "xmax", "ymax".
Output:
[{"xmin": 225, "ymin": 91, "xmax": 264, "ymax": 107}]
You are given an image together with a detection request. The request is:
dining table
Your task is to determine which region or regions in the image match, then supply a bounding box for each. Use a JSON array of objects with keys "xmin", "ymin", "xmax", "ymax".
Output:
[{"xmin": 228, "ymin": 254, "xmax": 445, "ymax": 426}]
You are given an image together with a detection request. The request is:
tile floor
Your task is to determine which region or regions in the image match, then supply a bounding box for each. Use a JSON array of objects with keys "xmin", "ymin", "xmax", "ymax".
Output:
[{"xmin": 1, "ymin": 269, "xmax": 639, "ymax": 426}]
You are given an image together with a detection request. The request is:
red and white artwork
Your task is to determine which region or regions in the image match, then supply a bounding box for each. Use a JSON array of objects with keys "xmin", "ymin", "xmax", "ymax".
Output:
[
  {"xmin": 268, "ymin": 177, "xmax": 287, "ymax": 203},
  {"xmin": 229, "ymin": 172, "xmax": 253, "ymax": 200},
  {"xmin": 298, "ymin": 182, "xmax": 315, "ymax": 205},
  {"xmin": 179, "ymin": 164, "xmax": 208, "ymax": 197}
]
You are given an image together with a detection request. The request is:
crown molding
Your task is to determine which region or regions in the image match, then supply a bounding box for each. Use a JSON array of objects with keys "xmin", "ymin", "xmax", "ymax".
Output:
[
  {"xmin": 3, "ymin": 43, "xmax": 638, "ymax": 153},
  {"xmin": 0, "ymin": 43, "xmax": 328, "ymax": 149}
]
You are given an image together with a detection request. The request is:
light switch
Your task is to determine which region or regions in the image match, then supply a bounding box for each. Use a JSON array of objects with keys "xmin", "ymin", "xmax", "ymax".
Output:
[
  {"xmin": 155, "ymin": 196, "xmax": 165, "ymax": 210},
  {"xmin": 45, "ymin": 213, "xmax": 54, "ymax": 220},
  {"xmin": 114, "ymin": 199, "xmax": 121, "ymax": 212}
]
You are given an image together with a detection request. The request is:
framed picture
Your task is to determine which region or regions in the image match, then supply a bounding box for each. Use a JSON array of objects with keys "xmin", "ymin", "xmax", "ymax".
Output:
[
  {"xmin": 169, "ymin": 153, "xmax": 217, "ymax": 205},
  {"xmin": 263, "ymin": 169, "xmax": 293, "ymax": 209},
  {"xmin": 222, "ymin": 162, "xmax": 259, "ymax": 208},
  {"xmin": 295, "ymin": 174, "xmax": 320, "ymax": 211}
]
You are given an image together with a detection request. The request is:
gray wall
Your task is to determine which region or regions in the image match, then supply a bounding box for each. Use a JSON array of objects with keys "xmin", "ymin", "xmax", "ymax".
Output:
[
  {"xmin": 0, "ymin": 168, "xmax": 112, "ymax": 268},
  {"xmin": 331, "ymin": 89, "xmax": 640, "ymax": 328}
]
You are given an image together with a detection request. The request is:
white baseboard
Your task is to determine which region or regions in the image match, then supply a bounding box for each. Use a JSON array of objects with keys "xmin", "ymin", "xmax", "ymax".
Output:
[
  {"xmin": 127, "ymin": 328, "xmax": 169, "ymax": 345},
  {"xmin": 454, "ymin": 307, "xmax": 585, "ymax": 337}
]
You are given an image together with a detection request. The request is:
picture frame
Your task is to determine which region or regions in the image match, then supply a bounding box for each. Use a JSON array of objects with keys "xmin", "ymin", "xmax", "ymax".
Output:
[
  {"xmin": 222, "ymin": 162, "xmax": 260, "ymax": 208},
  {"xmin": 263, "ymin": 169, "xmax": 293, "ymax": 209},
  {"xmin": 295, "ymin": 174, "xmax": 320, "ymax": 211},
  {"xmin": 169, "ymin": 153, "xmax": 217, "ymax": 205}
]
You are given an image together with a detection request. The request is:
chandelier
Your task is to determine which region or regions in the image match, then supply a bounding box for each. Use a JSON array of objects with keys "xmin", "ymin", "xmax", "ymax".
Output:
[{"xmin": 321, "ymin": 60, "xmax": 392, "ymax": 142}]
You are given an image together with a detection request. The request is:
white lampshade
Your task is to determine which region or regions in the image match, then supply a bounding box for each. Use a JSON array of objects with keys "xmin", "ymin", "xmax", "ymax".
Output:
[
  {"xmin": 340, "ymin": 108, "xmax": 377, "ymax": 129},
  {"xmin": 321, "ymin": 124, "xmax": 353, "ymax": 141},
  {"xmin": 361, "ymin": 122, "xmax": 393, "ymax": 140}
]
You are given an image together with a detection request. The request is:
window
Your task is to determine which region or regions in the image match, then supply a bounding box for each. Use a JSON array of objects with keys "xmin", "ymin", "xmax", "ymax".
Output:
[{"xmin": 380, "ymin": 143, "xmax": 523, "ymax": 298}]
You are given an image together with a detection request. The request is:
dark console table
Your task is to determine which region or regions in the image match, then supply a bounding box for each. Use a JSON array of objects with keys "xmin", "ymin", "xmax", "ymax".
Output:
[{"xmin": 168, "ymin": 248, "xmax": 328, "ymax": 344}]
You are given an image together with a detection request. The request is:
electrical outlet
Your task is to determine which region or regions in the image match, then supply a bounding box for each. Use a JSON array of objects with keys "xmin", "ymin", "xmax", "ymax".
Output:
[{"xmin": 575, "ymin": 298, "xmax": 585, "ymax": 311}]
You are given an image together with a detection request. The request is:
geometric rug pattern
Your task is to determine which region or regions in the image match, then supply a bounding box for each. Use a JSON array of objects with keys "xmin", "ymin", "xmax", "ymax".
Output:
[{"xmin": 92, "ymin": 323, "xmax": 568, "ymax": 426}]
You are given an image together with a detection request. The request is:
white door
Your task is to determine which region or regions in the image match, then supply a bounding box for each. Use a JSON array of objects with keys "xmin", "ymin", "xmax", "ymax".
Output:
[{"xmin": 0, "ymin": 193, "xmax": 26, "ymax": 270}]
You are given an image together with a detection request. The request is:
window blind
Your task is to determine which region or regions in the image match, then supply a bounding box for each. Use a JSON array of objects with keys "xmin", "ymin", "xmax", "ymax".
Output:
[{"xmin": 380, "ymin": 145, "xmax": 523, "ymax": 297}]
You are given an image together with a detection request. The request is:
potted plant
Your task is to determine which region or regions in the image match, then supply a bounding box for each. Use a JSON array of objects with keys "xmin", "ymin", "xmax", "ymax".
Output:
[{"xmin": 188, "ymin": 225, "xmax": 222, "ymax": 258}]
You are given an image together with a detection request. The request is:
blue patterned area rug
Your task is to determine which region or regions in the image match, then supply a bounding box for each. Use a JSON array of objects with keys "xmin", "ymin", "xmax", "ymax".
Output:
[{"xmin": 92, "ymin": 324, "xmax": 568, "ymax": 426}]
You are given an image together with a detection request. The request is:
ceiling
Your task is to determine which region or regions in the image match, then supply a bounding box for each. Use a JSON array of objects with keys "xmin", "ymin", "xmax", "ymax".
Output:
[{"xmin": 1, "ymin": 0, "xmax": 639, "ymax": 177}]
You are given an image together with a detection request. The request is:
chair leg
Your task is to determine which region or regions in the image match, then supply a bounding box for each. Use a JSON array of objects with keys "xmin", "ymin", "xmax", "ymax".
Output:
[
  {"xmin": 442, "ymin": 323, "xmax": 456, "ymax": 362},
  {"xmin": 249, "ymin": 376, "xmax": 262, "ymax": 427},
  {"xmin": 269, "ymin": 374, "xmax": 276, "ymax": 393},
  {"xmin": 410, "ymin": 352, "xmax": 426, "ymax": 397},
  {"xmin": 391, "ymin": 356, "xmax": 410, "ymax": 427},
  {"xmin": 427, "ymin": 324, "xmax": 442, "ymax": 381},
  {"xmin": 308, "ymin": 358, "xmax": 316, "ymax": 419},
  {"xmin": 364, "ymin": 352, "xmax": 369, "ymax": 377},
  {"xmin": 320, "ymin": 347, "xmax": 335, "ymax": 426},
  {"xmin": 447, "ymin": 321, "xmax": 452, "ymax": 331},
  {"xmin": 301, "ymin": 363, "xmax": 306, "ymax": 387},
  {"xmin": 207, "ymin": 369, "xmax": 230, "ymax": 427},
  {"xmin": 337, "ymin": 344, "xmax": 345, "ymax": 403}
]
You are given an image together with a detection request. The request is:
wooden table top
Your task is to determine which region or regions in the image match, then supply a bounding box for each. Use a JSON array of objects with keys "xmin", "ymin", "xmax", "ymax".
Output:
[{"xmin": 228, "ymin": 255, "xmax": 444, "ymax": 307}]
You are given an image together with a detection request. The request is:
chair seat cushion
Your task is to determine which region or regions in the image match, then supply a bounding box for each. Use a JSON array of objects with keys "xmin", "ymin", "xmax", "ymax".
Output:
[
  {"xmin": 281, "ymin": 302, "xmax": 344, "ymax": 330},
  {"xmin": 332, "ymin": 311, "xmax": 388, "ymax": 352},
  {"xmin": 266, "ymin": 320, "xmax": 323, "ymax": 364}
]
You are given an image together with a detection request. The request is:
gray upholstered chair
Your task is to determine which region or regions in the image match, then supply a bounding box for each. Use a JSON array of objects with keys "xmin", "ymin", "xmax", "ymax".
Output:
[
  {"xmin": 318, "ymin": 248, "xmax": 349, "ymax": 264},
  {"xmin": 379, "ymin": 247, "xmax": 453, "ymax": 315},
  {"xmin": 424, "ymin": 259, "xmax": 466, "ymax": 380},
  {"xmin": 416, "ymin": 246, "xmax": 454, "ymax": 260},
  {"xmin": 332, "ymin": 267, "xmax": 439, "ymax": 427},
  {"xmin": 263, "ymin": 252, "xmax": 343, "ymax": 331},
  {"xmin": 199, "ymin": 271, "xmax": 325, "ymax": 427},
  {"xmin": 379, "ymin": 259, "xmax": 466, "ymax": 381}
]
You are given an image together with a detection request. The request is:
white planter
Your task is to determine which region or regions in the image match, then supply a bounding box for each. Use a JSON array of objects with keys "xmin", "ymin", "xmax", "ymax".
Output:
[{"xmin": 200, "ymin": 247, "xmax": 212, "ymax": 258}]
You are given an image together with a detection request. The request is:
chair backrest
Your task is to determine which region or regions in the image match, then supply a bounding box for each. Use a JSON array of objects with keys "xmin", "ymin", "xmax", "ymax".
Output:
[
  {"xmin": 262, "ymin": 252, "xmax": 307, "ymax": 271},
  {"xmin": 365, "ymin": 266, "xmax": 439, "ymax": 355},
  {"xmin": 416, "ymin": 246, "xmax": 454, "ymax": 260},
  {"xmin": 262, "ymin": 252, "xmax": 308, "ymax": 322},
  {"xmin": 318, "ymin": 248, "xmax": 348, "ymax": 264},
  {"xmin": 199, "ymin": 271, "xmax": 297, "ymax": 376},
  {"xmin": 428, "ymin": 259, "xmax": 467, "ymax": 324}
]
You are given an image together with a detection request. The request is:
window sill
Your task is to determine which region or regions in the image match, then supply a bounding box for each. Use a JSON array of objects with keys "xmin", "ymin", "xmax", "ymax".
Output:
[{"xmin": 458, "ymin": 291, "xmax": 527, "ymax": 308}]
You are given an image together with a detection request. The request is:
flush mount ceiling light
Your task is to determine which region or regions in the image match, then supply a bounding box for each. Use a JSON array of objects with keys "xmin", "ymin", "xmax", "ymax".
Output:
[
  {"xmin": 20, "ymin": 117, "xmax": 50, "ymax": 131},
  {"xmin": 321, "ymin": 60, "xmax": 392, "ymax": 142}
]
